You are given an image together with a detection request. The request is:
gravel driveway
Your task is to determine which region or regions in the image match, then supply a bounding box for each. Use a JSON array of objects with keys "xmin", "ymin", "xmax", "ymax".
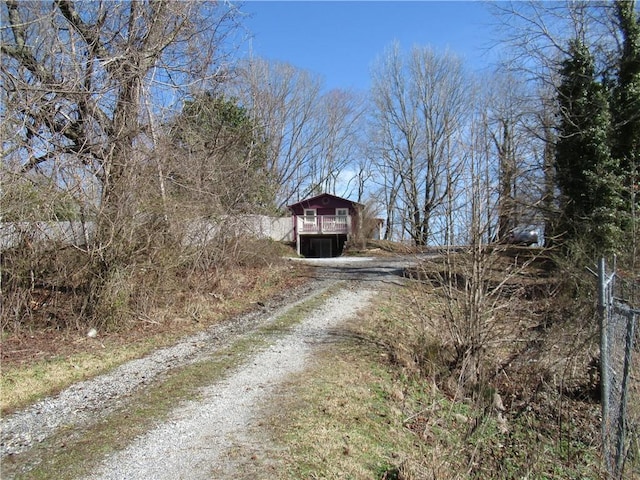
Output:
[{"xmin": 1, "ymin": 256, "xmax": 416, "ymax": 479}]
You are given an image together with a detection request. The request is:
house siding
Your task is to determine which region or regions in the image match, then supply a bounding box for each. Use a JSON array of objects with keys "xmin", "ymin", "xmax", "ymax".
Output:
[{"xmin": 288, "ymin": 193, "xmax": 363, "ymax": 257}]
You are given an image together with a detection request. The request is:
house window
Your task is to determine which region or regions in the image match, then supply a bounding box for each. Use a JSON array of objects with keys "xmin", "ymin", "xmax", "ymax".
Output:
[
  {"xmin": 303, "ymin": 209, "xmax": 317, "ymax": 223},
  {"xmin": 336, "ymin": 208, "xmax": 348, "ymax": 217}
]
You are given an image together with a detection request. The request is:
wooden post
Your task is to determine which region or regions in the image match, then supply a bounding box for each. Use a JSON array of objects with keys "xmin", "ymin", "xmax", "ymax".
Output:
[{"xmin": 296, "ymin": 216, "xmax": 301, "ymax": 256}]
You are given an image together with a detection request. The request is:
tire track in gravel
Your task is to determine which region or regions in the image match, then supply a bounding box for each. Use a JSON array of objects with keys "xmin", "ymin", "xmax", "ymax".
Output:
[
  {"xmin": 83, "ymin": 285, "xmax": 377, "ymax": 480},
  {"xmin": 0, "ymin": 277, "xmax": 335, "ymax": 459}
]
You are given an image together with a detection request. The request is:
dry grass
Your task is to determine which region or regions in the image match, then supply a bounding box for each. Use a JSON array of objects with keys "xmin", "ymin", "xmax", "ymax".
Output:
[
  {"xmin": 3, "ymin": 245, "xmax": 637, "ymax": 478},
  {"xmin": 224, "ymin": 302, "xmax": 428, "ymax": 479},
  {"xmin": 1, "ymin": 254, "xmax": 310, "ymax": 414},
  {"xmin": 227, "ymin": 251, "xmax": 620, "ymax": 479},
  {"xmin": 227, "ymin": 289, "xmax": 481, "ymax": 479},
  {"xmin": 401, "ymin": 250, "xmax": 608, "ymax": 477},
  {"xmin": 344, "ymin": 239, "xmax": 422, "ymax": 257}
]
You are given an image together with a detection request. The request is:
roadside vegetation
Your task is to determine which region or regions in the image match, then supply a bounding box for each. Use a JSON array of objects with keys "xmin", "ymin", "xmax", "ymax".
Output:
[
  {"xmin": 1, "ymin": 242, "xmax": 638, "ymax": 479},
  {"xmin": 0, "ymin": 239, "xmax": 306, "ymax": 414},
  {"xmin": 241, "ymin": 248, "xmax": 625, "ymax": 479},
  {"xmin": 1, "ymin": 280, "xmax": 342, "ymax": 480}
]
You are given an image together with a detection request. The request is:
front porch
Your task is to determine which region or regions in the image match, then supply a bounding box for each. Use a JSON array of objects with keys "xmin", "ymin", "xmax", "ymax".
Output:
[
  {"xmin": 288, "ymin": 194, "xmax": 362, "ymax": 258},
  {"xmin": 297, "ymin": 215, "xmax": 351, "ymax": 235},
  {"xmin": 295, "ymin": 215, "xmax": 352, "ymax": 257}
]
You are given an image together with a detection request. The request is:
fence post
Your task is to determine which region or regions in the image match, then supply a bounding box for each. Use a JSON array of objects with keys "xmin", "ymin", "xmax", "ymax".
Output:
[
  {"xmin": 616, "ymin": 305, "xmax": 637, "ymax": 475},
  {"xmin": 598, "ymin": 257, "xmax": 612, "ymax": 475}
]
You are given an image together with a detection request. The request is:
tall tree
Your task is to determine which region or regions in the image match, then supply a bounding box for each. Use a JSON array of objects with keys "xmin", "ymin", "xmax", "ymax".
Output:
[
  {"xmin": 493, "ymin": 0, "xmax": 639, "ymax": 250},
  {"xmin": 232, "ymin": 58, "xmax": 322, "ymax": 209},
  {"xmin": 1, "ymin": 0, "xmax": 239, "ymax": 246},
  {"xmin": 611, "ymin": 0, "xmax": 640, "ymax": 219},
  {"xmin": 537, "ymin": 87, "xmax": 560, "ymax": 247},
  {"xmin": 369, "ymin": 43, "xmax": 469, "ymax": 245},
  {"xmin": 1, "ymin": 0, "xmax": 241, "ymax": 322},
  {"xmin": 232, "ymin": 58, "xmax": 364, "ymax": 209},
  {"xmin": 555, "ymin": 39, "xmax": 622, "ymax": 252},
  {"xmin": 312, "ymin": 89, "xmax": 365, "ymax": 198},
  {"xmin": 480, "ymin": 73, "xmax": 531, "ymax": 241}
]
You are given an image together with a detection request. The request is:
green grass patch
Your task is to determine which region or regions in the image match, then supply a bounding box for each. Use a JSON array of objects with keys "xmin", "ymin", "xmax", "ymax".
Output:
[
  {"xmin": 3, "ymin": 339, "xmax": 257, "ymax": 480},
  {"xmin": 271, "ymin": 346, "xmax": 417, "ymax": 479},
  {"xmin": 1, "ymin": 339, "xmax": 163, "ymax": 414},
  {"xmin": 228, "ymin": 292, "xmax": 433, "ymax": 479}
]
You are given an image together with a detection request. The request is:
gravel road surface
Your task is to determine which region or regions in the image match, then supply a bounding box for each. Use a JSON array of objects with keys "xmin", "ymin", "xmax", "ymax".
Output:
[{"xmin": 1, "ymin": 256, "xmax": 416, "ymax": 479}]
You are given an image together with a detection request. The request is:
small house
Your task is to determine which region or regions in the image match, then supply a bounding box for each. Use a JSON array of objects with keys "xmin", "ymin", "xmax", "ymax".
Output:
[{"xmin": 288, "ymin": 193, "xmax": 363, "ymax": 257}]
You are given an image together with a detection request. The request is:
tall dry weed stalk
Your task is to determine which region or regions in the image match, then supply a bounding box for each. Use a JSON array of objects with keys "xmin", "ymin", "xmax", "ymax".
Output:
[{"xmin": 420, "ymin": 245, "xmax": 536, "ymax": 395}]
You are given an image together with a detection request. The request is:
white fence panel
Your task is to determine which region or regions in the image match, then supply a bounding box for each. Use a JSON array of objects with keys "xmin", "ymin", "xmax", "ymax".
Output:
[
  {"xmin": 1, "ymin": 217, "xmax": 293, "ymax": 252},
  {"xmin": 0, "ymin": 221, "xmax": 94, "ymax": 250}
]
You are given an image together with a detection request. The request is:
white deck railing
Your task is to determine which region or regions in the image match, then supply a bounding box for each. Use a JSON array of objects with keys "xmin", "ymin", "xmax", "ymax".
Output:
[{"xmin": 297, "ymin": 215, "xmax": 351, "ymax": 234}]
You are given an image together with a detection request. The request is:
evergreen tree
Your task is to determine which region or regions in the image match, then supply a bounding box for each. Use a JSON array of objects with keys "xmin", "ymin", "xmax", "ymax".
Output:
[
  {"xmin": 167, "ymin": 93, "xmax": 275, "ymax": 214},
  {"xmin": 555, "ymin": 39, "xmax": 622, "ymax": 253},
  {"xmin": 611, "ymin": 0, "xmax": 640, "ymax": 220}
]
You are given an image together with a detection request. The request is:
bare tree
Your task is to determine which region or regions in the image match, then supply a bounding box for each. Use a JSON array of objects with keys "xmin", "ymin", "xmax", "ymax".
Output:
[
  {"xmin": 524, "ymin": 81, "xmax": 560, "ymax": 248},
  {"xmin": 1, "ymin": 0, "xmax": 242, "ymax": 324},
  {"xmin": 369, "ymin": 42, "xmax": 470, "ymax": 245},
  {"xmin": 493, "ymin": 1, "xmax": 618, "ymax": 81},
  {"xmin": 2, "ymin": 0, "xmax": 240, "ymax": 235},
  {"xmin": 480, "ymin": 72, "xmax": 541, "ymax": 241},
  {"xmin": 231, "ymin": 58, "xmax": 322, "ymax": 209},
  {"xmin": 232, "ymin": 58, "xmax": 365, "ymax": 209},
  {"xmin": 367, "ymin": 144, "xmax": 401, "ymax": 241},
  {"xmin": 313, "ymin": 88, "xmax": 365, "ymax": 198},
  {"xmin": 412, "ymin": 99, "xmax": 542, "ymax": 397},
  {"xmin": 492, "ymin": 0, "xmax": 637, "ymax": 247}
]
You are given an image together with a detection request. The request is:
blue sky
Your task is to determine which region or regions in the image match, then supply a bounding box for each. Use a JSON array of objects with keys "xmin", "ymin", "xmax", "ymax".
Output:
[{"xmin": 238, "ymin": 1, "xmax": 499, "ymax": 92}]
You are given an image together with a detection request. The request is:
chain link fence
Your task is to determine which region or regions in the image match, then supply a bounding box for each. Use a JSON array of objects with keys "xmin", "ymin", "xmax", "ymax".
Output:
[{"xmin": 598, "ymin": 258, "xmax": 639, "ymax": 479}]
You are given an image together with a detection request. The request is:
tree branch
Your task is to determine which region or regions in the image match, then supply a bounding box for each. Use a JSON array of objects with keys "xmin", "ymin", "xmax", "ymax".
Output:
[
  {"xmin": 54, "ymin": 0, "xmax": 113, "ymax": 62},
  {"xmin": 3, "ymin": 0, "xmax": 57, "ymax": 84}
]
